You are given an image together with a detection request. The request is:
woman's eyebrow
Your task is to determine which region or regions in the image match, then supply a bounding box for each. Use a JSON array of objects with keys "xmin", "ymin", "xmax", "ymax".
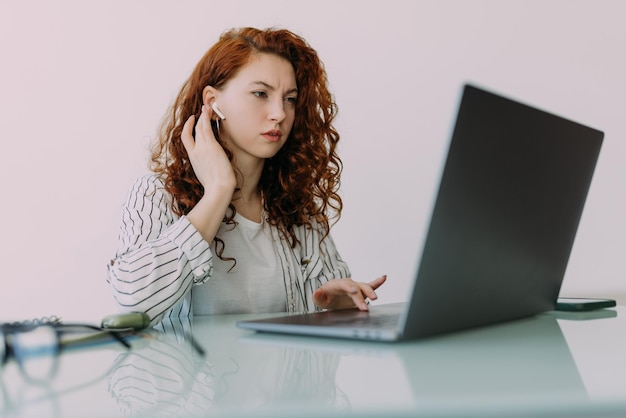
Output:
[{"xmin": 250, "ymin": 81, "xmax": 298, "ymax": 95}]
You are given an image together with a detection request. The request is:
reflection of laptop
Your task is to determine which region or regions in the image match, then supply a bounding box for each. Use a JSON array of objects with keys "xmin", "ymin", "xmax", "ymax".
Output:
[
  {"xmin": 238, "ymin": 84, "xmax": 604, "ymax": 341},
  {"xmin": 240, "ymin": 313, "xmax": 588, "ymax": 403}
]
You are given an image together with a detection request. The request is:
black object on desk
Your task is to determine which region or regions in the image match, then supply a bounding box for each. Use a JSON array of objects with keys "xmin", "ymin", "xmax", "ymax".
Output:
[{"xmin": 555, "ymin": 297, "xmax": 617, "ymax": 312}]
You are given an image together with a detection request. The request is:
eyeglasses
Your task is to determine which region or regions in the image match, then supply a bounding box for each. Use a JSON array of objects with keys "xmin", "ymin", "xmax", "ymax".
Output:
[{"xmin": 1, "ymin": 322, "xmax": 130, "ymax": 384}]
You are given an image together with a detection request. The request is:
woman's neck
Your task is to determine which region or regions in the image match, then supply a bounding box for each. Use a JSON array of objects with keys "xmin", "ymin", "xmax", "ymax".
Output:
[{"xmin": 232, "ymin": 156, "xmax": 265, "ymax": 222}]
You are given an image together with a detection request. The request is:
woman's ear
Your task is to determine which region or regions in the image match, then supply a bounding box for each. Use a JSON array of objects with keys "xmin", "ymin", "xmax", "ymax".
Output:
[{"xmin": 202, "ymin": 86, "xmax": 218, "ymax": 106}]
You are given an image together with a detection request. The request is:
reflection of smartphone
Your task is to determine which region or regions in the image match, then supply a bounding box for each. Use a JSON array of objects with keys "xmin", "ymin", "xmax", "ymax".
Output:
[{"xmin": 555, "ymin": 297, "xmax": 616, "ymax": 312}]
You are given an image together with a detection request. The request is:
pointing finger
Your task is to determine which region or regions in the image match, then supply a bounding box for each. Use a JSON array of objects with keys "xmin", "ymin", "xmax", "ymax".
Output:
[{"xmin": 368, "ymin": 275, "xmax": 387, "ymax": 291}]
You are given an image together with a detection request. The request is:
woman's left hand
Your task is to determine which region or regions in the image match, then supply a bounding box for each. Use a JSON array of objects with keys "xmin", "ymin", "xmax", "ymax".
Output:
[{"xmin": 313, "ymin": 275, "xmax": 387, "ymax": 311}]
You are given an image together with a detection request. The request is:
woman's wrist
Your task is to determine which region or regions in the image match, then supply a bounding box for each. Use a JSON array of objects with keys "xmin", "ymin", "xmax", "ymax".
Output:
[{"xmin": 186, "ymin": 187, "xmax": 234, "ymax": 242}]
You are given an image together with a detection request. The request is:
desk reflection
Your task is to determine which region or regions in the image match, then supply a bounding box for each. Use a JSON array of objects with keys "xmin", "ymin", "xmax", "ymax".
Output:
[
  {"xmin": 107, "ymin": 318, "xmax": 213, "ymax": 416},
  {"xmin": 108, "ymin": 316, "xmax": 349, "ymax": 416},
  {"xmin": 3, "ymin": 309, "xmax": 621, "ymax": 417},
  {"xmin": 108, "ymin": 311, "xmax": 591, "ymax": 417},
  {"xmin": 239, "ymin": 312, "xmax": 588, "ymax": 410}
]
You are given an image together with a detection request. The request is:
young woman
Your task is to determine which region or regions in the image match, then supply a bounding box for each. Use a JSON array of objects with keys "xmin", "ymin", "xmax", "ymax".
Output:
[{"xmin": 107, "ymin": 27, "xmax": 386, "ymax": 325}]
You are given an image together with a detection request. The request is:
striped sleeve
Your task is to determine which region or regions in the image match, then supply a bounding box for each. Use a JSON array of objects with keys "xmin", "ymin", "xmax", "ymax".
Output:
[
  {"xmin": 106, "ymin": 175, "xmax": 212, "ymax": 324},
  {"xmin": 298, "ymin": 223, "xmax": 351, "ymax": 312}
]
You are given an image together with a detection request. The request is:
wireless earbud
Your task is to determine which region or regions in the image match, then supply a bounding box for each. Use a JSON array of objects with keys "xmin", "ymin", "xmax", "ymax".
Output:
[{"xmin": 211, "ymin": 102, "xmax": 226, "ymax": 120}]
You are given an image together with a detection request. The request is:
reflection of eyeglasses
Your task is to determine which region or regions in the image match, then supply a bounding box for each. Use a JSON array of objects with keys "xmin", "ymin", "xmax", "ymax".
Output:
[
  {"xmin": 1, "ymin": 346, "xmax": 132, "ymax": 417},
  {"xmin": 1, "ymin": 323, "xmax": 130, "ymax": 384}
]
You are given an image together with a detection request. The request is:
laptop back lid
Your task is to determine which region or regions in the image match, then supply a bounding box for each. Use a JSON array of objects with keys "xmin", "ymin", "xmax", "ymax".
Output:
[{"xmin": 399, "ymin": 84, "xmax": 603, "ymax": 340}]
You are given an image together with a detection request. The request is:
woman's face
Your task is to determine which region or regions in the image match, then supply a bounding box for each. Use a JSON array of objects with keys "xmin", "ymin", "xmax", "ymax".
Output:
[{"xmin": 215, "ymin": 53, "xmax": 297, "ymax": 165}]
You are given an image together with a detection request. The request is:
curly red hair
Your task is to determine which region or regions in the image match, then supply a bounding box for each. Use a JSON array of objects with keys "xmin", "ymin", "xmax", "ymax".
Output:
[{"xmin": 150, "ymin": 27, "xmax": 343, "ymax": 247}]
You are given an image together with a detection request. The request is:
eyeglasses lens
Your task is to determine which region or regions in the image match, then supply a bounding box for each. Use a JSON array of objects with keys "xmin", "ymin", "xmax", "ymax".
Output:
[{"xmin": 11, "ymin": 326, "xmax": 59, "ymax": 382}]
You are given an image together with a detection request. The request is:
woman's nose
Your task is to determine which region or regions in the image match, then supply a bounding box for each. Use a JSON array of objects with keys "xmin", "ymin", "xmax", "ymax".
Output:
[{"xmin": 268, "ymin": 99, "xmax": 286, "ymax": 122}]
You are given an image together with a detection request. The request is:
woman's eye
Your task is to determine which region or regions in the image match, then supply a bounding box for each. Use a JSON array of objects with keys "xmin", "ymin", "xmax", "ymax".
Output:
[
  {"xmin": 253, "ymin": 91, "xmax": 267, "ymax": 98},
  {"xmin": 285, "ymin": 96, "xmax": 298, "ymax": 104}
]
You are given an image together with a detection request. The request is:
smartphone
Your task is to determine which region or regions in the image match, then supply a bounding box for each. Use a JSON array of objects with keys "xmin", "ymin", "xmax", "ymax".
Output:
[{"xmin": 555, "ymin": 297, "xmax": 616, "ymax": 312}]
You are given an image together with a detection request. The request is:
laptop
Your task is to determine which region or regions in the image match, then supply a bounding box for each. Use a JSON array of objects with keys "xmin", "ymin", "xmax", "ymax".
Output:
[{"xmin": 237, "ymin": 84, "xmax": 604, "ymax": 341}]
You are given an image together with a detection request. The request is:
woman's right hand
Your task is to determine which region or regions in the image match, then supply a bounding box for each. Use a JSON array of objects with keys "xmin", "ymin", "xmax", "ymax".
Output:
[
  {"xmin": 181, "ymin": 105, "xmax": 237, "ymax": 194},
  {"xmin": 181, "ymin": 105, "xmax": 237, "ymax": 243}
]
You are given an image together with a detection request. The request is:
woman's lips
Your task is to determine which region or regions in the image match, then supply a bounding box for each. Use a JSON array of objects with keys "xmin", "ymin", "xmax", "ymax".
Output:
[{"xmin": 262, "ymin": 129, "xmax": 282, "ymax": 142}]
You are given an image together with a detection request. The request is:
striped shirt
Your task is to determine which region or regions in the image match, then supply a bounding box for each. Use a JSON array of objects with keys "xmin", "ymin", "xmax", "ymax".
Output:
[{"xmin": 106, "ymin": 175, "xmax": 351, "ymax": 325}]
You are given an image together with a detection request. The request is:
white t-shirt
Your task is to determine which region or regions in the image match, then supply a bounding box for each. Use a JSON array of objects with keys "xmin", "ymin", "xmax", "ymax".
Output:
[{"xmin": 192, "ymin": 212, "xmax": 286, "ymax": 314}]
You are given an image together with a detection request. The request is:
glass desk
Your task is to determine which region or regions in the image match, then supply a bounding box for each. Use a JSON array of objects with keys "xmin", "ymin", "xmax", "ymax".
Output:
[{"xmin": 2, "ymin": 307, "xmax": 626, "ymax": 417}]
